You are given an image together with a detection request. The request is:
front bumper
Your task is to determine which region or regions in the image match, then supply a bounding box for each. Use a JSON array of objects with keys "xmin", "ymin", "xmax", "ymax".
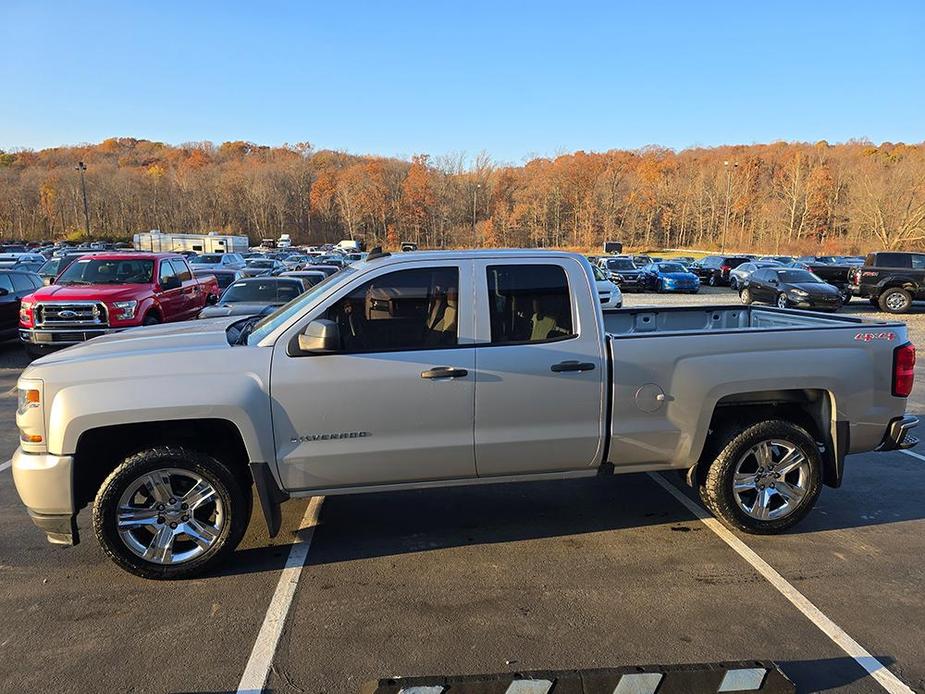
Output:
[
  {"xmin": 661, "ymin": 281, "xmax": 699, "ymax": 292},
  {"xmin": 11, "ymin": 447, "xmax": 79, "ymax": 545},
  {"xmin": 877, "ymin": 415, "xmax": 919, "ymax": 451},
  {"xmin": 20, "ymin": 326, "xmax": 121, "ymax": 346}
]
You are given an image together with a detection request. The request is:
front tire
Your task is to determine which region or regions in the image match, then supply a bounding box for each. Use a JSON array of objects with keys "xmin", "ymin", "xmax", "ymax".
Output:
[
  {"xmin": 776, "ymin": 293, "xmax": 789, "ymax": 309},
  {"xmin": 142, "ymin": 313, "xmax": 161, "ymax": 326},
  {"xmin": 699, "ymin": 420, "xmax": 822, "ymax": 534},
  {"xmin": 708, "ymin": 273, "xmax": 717, "ymax": 287},
  {"xmin": 878, "ymin": 287, "xmax": 913, "ymax": 314},
  {"xmin": 93, "ymin": 446, "xmax": 250, "ymax": 579},
  {"xmin": 730, "ymin": 277, "xmax": 738, "ymax": 290},
  {"xmin": 740, "ymin": 288, "xmax": 753, "ymax": 305}
]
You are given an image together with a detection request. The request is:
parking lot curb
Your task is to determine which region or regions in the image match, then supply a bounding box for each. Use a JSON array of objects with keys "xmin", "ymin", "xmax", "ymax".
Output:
[{"xmin": 361, "ymin": 661, "xmax": 794, "ymax": 694}]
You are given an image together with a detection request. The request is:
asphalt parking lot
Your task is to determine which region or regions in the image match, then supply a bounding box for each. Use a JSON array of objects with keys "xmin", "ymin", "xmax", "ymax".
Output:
[{"xmin": 1, "ymin": 286, "xmax": 924, "ymax": 694}]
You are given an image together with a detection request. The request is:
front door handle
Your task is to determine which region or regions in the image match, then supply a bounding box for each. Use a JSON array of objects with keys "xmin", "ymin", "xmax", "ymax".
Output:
[
  {"xmin": 551, "ymin": 361, "xmax": 596, "ymax": 373},
  {"xmin": 421, "ymin": 366, "xmax": 468, "ymax": 379}
]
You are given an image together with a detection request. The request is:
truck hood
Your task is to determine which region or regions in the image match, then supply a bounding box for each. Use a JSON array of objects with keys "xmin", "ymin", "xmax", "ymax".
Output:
[
  {"xmin": 30, "ymin": 284, "xmax": 149, "ymax": 302},
  {"xmin": 28, "ymin": 317, "xmax": 240, "ymax": 367}
]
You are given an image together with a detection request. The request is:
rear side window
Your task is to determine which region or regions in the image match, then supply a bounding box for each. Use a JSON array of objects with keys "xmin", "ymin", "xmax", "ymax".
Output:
[
  {"xmin": 725, "ymin": 257, "xmax": 749, "ymax": 268},
  {"xmin": 875, "ymin": 253, "xmax": 912, "ymax": 269},
  {"xmin": 0, "ymin": 274, "xmax": 13, "ymax": 294},
  {"xmin": 487, "ymin": 264, "xmax": 574, "ymax": 344},
  {"xmin": 912, "ymin": 255, "xmax": 925, "ymax": 270}
]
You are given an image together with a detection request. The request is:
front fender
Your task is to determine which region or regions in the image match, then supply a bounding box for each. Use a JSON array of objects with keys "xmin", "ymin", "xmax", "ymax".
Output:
[{"xmin": 47, "ymin": 373, "xmax": 275, "ymax": 464}]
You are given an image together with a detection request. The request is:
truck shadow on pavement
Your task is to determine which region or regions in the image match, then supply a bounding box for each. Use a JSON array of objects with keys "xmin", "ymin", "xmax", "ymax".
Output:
[{"xmin": 218, "ymin": 467, "xmax": 925, "ymax": 577}]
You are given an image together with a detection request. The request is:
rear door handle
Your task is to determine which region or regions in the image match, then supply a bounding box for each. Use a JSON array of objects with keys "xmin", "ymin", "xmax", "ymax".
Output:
[
  {"xmin": 421, "ymin": 366, "xmax": 468, "ymax": 379},
  {"xmin": 551, "ymin": 361, "xmax": 596, "ymax": 373}
]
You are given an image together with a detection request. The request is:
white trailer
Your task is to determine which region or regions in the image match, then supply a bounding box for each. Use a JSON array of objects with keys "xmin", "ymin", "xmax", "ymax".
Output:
[{"xmin": 133, "ymin": 231, "xmax": 250, "ymax": 254}]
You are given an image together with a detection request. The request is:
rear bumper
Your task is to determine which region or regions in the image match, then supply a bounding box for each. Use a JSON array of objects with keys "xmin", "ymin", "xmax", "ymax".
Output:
[
  {"xmin": 877, "ymin": 415, "xmax": 919, "ymax": 451},
  {"xmin": 11, "ymin": 447, "xmax": 79, "ymax": 545},
  {"xmin": 20, "ymin": 326, "xmax": 120, "ymax": 346}
]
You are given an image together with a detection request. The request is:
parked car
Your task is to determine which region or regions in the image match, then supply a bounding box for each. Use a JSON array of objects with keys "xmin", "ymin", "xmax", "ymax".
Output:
[
  {"xmin": 19, "ymin": 253, "xmax": 219, "ymax": 356},
  {"xmin": 689, "ymin": 255, "xmax": 750, "ymax": 286},
  {"xmin": 36, "ymin": 252, "xmax": 93, "ymax": 285},
  {"xmin": 199, "ymin": 277, "xmax": 305, "ymax": 319},
  {"xmin": 848, "ymin": 251, "xmax": 925, "ymax": 314},
  {"xmin": 0, "ymin": 270, "xmax": 43, "ymax": 341},
  {"xmin": 304, "ymin": 264, "xmax": 340, "ymax": 278},
  {"xmin": 740, "ymin": 267, "xmax": 843, "ymax": 311},
  {"xmin": 240, "ymin": 258, "xmax": 285, "ymax": 278},
  {"xmin": 640, "ymin": 262, "xmax": 700, "ymax": 293},
  {"xmin": 9, "ymin": 250, "xmax": 917, "ymax": 578},
  {"xmin": 189, "ymin": 252, "xmax": 246, "ymax": 271},
  {"xmin": 591, "ymin": 263, "xmax": 623, "ymax": 308},
  {"xmin": 728, "ymin": 260, "xmax": 781, "ymax": 290},
  {"xmin": 630, "ymin": 255, "xmax": 653, "ymax": 267},
  {"xmin": 758, "ymin": 256, "xmax": 794, "ymax": 264},
  {"xmin": 279, "ymin": 270, "xmax": 330, "ymax": 290},
  {"xmin": 799, "ymin": 259, "xmax": 857, "ymax": 303},
  {"xmin": 0, "ymin": 252, "xmax": 46, "ymax": 268},
  {"xmin": 281, "ymin": 254, "xmax": 309, "ymax": 269},
  {"xmin": 192, "ymin": 268, "xmax": 242, "ymax": 292},
  {"xmin": 598, "ymin": 256, "xmax": 644, "ymax": 291},
  {"xmin": 667, "ymin": 256, "xmax": 695, "ymax": 265}
]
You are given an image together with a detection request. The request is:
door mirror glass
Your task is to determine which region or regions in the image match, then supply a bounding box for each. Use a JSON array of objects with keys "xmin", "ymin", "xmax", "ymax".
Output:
[
  {"xmin": 298, "ymin": 318, "xmax": 341, "ymax": 353},
  {"xmin": 0, "ymin": 288, "xmax": 8, "ymax": 297}
]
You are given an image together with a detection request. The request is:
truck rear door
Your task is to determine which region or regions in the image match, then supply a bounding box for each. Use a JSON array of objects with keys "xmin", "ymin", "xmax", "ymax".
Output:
[{"xmin": 472, "ymin": 258, "xmax": 606, "ymax": 476}]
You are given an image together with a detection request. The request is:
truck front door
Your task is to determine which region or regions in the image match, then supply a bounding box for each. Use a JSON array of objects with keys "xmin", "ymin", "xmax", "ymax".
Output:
[
  {"xmin": 472, "ymin": 260, "xmax": 606, "ymax": 477},
  {"xmin": 270, "ymin": 260, "xmax": 477, "ymax": 490}
]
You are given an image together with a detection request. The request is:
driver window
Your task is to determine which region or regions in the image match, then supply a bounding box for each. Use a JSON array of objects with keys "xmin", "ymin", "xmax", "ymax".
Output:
[
  {"xmin": 159, "ymin": 261, "xmax": 177, "ymax": 286},
  {"xmin": 324, "ymin": 267, "xmax": 459, "ymax": 353}
]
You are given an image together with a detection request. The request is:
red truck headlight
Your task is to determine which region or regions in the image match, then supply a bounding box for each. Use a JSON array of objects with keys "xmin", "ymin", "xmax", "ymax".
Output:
[
  {"xmin": 893, "ymin": 343, "xmax": 916, "ymax": 398},
  {"xmin": 112, "ymin": 300, "xmax": 138, "ymax": 320},
  {"xmin": 19, "ymin": 299, "xmax": 35, "ymax": 328}
]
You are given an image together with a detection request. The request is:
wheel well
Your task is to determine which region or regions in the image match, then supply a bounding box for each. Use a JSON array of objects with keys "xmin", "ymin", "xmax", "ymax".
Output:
[
  {"xmin": 692, "ymin": 389, "xmax": 834, "ymax": 487},
  {"xmin": 143, "ymin": 306, "xmax": 163, "ymax": 321},
  {"xmin": 73, "ymin": 419, "xmax": 250, "ymax": 511},
  {"xmin": 880, "ymin": 280, "xmax": 917, "ymax": 293}
]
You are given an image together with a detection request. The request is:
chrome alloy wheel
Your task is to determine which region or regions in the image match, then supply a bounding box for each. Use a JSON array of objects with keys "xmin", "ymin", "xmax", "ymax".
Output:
[
  {"xmin": 732, "ymin": 440, "xmax": 810, "ymax": 521},
  {"xmin": 777, "ymin": 293, "xmax": 789, "ymax": 309},
  {"xmin": 116, "ymin": 468, "xmax": 225, "ymax": 565},
  {"xmin": 886, "ymin": 291, "xmax": 909, "ymax": 312}
]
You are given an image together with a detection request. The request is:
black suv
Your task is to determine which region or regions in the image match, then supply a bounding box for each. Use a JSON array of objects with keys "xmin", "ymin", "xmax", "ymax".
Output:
[
  {"xmin": 849, "ymin": 251, "xmax": 925, "ymax": 314},
  {"xmin": 689, "ymin": 255, "xmax": 750, "ymax": 286}
]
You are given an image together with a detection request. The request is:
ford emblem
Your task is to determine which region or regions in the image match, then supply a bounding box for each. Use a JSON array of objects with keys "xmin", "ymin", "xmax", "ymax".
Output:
[{"xmin": 59, "ymin": 310, "xmax": 78, "ymax": 319}]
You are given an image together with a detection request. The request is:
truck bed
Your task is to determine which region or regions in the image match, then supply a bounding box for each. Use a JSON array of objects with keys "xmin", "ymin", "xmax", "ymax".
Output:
[
  {"xmin": 602, "ymin": 305, "xmax": 906, "ymax": 473},
  {"xmin": 603, "ymin": 305, "xmax": 892, "ymax": 337}
]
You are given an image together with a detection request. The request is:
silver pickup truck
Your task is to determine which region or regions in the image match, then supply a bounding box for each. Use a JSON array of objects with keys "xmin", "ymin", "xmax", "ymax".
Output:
[{"xmin": 12, "ymin": 249, "xmax": 918, "ymax": 579}]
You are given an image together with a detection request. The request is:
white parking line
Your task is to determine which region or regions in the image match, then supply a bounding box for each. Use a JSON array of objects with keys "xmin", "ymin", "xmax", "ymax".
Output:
[
  {"xmin": 647, "ymin": 473, "xmax": 914, "ymax": 694},
  {"xmin": 0, "ymin": 459, "xmax": 12, "ymax": 473},
  {"xmin": 900, "ymin": 449, "xmax": 925, "ymax": 463},
  {"xmin": 237, "ymin": 495, "xmax": 325, "ymax": 694}
]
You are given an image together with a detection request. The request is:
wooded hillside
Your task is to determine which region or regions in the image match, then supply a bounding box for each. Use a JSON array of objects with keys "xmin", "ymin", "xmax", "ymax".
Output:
[{"xmin": 1, "ymin": 138, "xmax": 923, "ymax": 253}]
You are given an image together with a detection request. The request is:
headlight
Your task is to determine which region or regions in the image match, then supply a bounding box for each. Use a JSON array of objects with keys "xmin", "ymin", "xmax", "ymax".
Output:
[
  {"xmin": 112, "ymin": 300, "xmax": 138, "ymax": 320},
  {"xmin": 19, "ymin": 300, "xmax": 34, "ymax": 326},
  {"xmin": 17, "ymin": 388, "xmax": 40, "ymax": 415},
  {"xmin": 791, "ymin": 289, "xmax": 809, "ymax": 297}
]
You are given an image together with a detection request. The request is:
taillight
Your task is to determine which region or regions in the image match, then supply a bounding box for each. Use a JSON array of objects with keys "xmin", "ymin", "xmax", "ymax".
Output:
[
  {"xmin": 720, "ymin": 264, "xmax": 731, "ymax": 273},
  {"xmin": 892, "ymin": 342, "xmax": 916, "ymax": 397},
  {"xmin": 849, "ymin": 267, "xmax": 860, "ymax": 286}
]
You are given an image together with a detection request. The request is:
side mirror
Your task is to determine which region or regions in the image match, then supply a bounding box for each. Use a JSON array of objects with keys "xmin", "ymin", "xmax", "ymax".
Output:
[
  {"xmin": 0, "ymin": 288, "xmax": 8, "ymax": 297},
  {"xmin": 297, "ymin": 319, "xmax": 340, "ymax": 353},
  {"xmin": 162, "ymin": 276, "xmax": 181, "ymax": 290},
  {"xmin": 206, "ymin": 293, "xmax": 218, "ymax": 305}
]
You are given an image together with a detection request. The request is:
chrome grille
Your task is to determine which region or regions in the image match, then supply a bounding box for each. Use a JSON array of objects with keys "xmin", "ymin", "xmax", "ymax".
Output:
[{"xmin": 35, "ymin": 302, "xmax": 108, "ymax": 328}]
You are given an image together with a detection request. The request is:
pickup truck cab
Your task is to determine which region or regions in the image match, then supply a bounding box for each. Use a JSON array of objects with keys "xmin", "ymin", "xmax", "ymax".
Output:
[
  {"xmin": 19, "ymin": 252, "xmax": 218, "ymax": 356},
  {"xmin": 11, "ymin": 250, "xmax": 918, "ymax": 579}
]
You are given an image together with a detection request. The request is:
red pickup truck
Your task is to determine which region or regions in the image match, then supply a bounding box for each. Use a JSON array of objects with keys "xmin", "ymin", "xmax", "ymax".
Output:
[{"xmin": 19, "ymin": 252, "xmax": 218, "ymax": 356}]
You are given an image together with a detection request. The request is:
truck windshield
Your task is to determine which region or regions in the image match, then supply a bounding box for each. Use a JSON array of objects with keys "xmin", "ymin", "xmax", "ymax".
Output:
[
  {"xmin": 244, "ymin": 267, "xmax": 357, "ymax": 345},
  {"xmin": 57, "ymin": 258, "xmax": 154, "ymax": 284}
]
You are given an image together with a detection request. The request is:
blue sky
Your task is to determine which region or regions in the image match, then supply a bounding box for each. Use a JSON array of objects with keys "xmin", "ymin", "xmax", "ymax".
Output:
[{"xmin": 2, "ymin": 1, "xmax": 923, "ymax": 163}]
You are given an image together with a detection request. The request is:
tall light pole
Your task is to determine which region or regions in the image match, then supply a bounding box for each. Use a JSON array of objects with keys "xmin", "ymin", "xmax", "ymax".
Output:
[
  {"xmin": 721, "ymin": 160, "xmax": 736, "ymax": 253},
  {"xmin": 76, "ymin": 161, "xmax": 90, "ymax": 241},
  {"xmin": 472, "ymin": 183, "xmax": 481, "ymax": 248}
]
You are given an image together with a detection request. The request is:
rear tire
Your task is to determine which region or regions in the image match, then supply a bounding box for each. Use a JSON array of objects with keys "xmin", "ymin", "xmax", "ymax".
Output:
[
  {"xmin": 699, "ymin": 420, "xmax": 822, "ymax": 534},
  {"xmin": 878, "ymin": 287, "xmax": 913, "ymax": 314},
  {"xmin": 93, "ymin": 446, "xmax": 250, "ymax": 579}
]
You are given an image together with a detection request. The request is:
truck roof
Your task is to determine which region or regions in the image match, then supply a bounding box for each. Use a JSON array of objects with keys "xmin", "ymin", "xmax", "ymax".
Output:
[{"xmin": 366, "ymin": 248, "xmax": 581, "ymax": 264}]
